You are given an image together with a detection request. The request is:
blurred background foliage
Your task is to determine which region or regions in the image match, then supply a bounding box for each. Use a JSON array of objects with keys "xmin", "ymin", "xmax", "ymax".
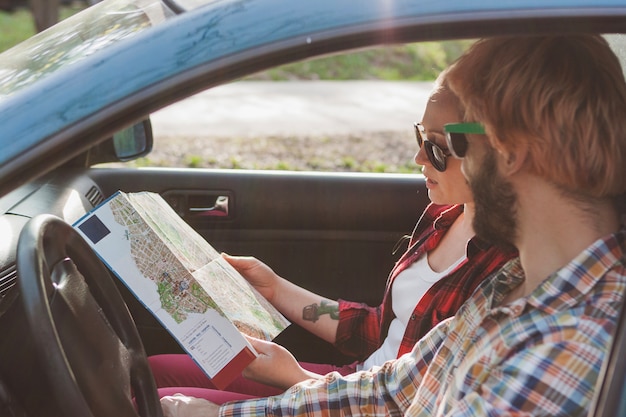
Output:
[
  {"xmin": 0, "ymin": 3, "xmax": 83, "ymax": 51},
  {"xmin": 247, "ymin": 41, "xmax": 474, "ymax": 81}
]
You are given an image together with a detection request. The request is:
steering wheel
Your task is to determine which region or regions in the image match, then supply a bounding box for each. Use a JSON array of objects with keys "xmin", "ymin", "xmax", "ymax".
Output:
[{"xmin": 16, "ymin": 214, "xmax": 163, "ymax": 417}]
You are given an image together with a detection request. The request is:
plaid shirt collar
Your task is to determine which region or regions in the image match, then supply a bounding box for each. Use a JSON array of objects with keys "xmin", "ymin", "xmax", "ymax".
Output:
[
  {"xmin": 490, "ymin": 227, "xmax": 626, "ymax": 315},
  {"xmin": 429, "ymin": 204, "xmax": 494, "ymax": 256}
]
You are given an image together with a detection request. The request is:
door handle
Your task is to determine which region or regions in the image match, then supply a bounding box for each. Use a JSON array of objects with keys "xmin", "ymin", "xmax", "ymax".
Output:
[
  {"xmin": 163, "ymin": 191, "xmax": 232, "ymax": 219},
  {"xmin": 188, "ymin": 195, "xmax": 229, "ymax": 217}
]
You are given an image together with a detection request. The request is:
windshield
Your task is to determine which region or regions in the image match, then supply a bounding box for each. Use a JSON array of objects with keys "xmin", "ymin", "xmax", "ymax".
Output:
[{"xmin": 0, "ymin": 0, "xmax": 175, "ymax": 98}]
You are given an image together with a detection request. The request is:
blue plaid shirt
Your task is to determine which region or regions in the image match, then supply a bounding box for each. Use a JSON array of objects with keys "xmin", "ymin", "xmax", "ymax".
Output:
[{"xmin": 221, "ymin": 228, "xmax": 626, "ymax": 417}]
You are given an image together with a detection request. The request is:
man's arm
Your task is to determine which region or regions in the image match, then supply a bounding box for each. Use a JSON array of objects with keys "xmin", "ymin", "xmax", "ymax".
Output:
[{"xmin": 219, "ymin": 321, "xmax": 451, "ymax": 417}]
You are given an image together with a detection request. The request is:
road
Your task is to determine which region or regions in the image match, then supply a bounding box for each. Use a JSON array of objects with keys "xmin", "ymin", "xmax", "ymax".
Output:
[{"xmin": 150, "ymin": 80, "xmax": 435, "ymax": 138}]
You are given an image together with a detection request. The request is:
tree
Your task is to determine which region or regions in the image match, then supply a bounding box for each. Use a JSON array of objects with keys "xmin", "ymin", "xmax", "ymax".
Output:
[{"xmin": 29, "ymin": 0, "xmax": 60, "ymax": 32}]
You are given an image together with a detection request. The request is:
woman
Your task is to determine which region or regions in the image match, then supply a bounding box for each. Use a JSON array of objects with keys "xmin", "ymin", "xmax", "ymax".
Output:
[{"xmin": 151, "ymin": 70, "xmax": 517, "ymax": 398}]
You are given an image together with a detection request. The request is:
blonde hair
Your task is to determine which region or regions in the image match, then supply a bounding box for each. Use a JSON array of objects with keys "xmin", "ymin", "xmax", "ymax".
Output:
[
  {"xmin": 429, "ymin": 67, "xmax": 464, "ymax": 120},
  {"xmin": 446, "ymin": 35, "xmax": 626, "ymax": 197}
]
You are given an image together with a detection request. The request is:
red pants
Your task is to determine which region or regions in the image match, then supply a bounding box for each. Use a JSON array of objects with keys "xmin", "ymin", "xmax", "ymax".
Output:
[{"xmin": 150, "ymin": 354, "xmax": 358, "ymax": 402}]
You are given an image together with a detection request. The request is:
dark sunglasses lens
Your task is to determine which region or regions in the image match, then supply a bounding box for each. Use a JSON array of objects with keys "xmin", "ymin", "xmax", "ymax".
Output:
[
  {"xmin": 424, "ymin": 141, "xmax": 446, "ymax": 172},
  {"xmin": 414, "ymin": 124, "xmax": 424, "ymax": 147},
  {"xmin": 448, "ymin": 132, "xmax": 469, "ymax": 158}
]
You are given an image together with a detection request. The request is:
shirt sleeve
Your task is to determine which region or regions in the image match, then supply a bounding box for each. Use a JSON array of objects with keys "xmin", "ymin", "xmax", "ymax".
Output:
[
  {"xmin": 333, "ymin": 299, "xmax": 382, "ymax": 359},
  {"xmin": 220, "ymin": 320, "xmax": 452, "ymax": 417}
]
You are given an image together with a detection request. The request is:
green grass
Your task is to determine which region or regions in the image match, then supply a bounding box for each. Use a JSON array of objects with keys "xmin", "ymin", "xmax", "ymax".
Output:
[
  {"xmin": 185, "ymin": 154, "xmax": 203, "ymax": 168},
  {"xmin": 248, "ymin": 40, "xmax": 475, "ymax": 81},
  {"xmin": 0, "ymin": 8, "xmax": 34, "ymax": 52},
  {"xmin": 0, "ymin": 5, "xmax": 84, "ymax": 53}
]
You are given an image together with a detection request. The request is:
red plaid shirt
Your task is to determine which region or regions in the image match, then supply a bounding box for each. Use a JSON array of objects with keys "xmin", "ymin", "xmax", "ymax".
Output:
[{"xmin": 334, "ymin": 203, "xmax": 518, "ymax": 360}]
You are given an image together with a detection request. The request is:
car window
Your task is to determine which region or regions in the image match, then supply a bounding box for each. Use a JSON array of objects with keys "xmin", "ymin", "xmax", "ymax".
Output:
[
  {"xmin": 133, "ymin": 36, "xmax": 626, "ymax": 175},
  {"xmin": 129, "ymin": 41, "xmax": 473, "ymax": 174},
  {"xmin": 607, "ymin": 34, "xmax": 626, "ymax": 73}
]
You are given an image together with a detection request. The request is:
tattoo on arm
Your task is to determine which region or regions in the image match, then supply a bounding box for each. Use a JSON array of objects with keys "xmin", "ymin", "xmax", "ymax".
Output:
[{"xmin": 302, "ymin": 300, "xmax": 339, "ymax": 322}]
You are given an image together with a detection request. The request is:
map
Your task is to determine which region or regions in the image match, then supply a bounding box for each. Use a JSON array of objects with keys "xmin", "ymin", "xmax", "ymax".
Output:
[{"xmin": 74, "ymin": 191, "xmax": 290, "ymax": 388}]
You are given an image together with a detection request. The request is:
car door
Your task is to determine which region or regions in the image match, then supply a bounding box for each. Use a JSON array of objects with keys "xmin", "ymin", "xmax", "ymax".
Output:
[{"xmin": 88, "ymin": 167, "xmax": 428, "ymax": 363}]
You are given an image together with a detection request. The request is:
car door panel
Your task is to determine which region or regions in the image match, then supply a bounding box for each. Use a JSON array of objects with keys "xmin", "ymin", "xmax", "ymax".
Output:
[{"xmin": 88, "ymin": 168, "xmax": 429, "ymax": 362}]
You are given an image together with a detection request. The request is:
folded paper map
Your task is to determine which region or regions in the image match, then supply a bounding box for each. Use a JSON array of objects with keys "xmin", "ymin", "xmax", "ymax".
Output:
[{"xmin": 73, "ymin": 191, "xmax": 290, "ymax": 389}]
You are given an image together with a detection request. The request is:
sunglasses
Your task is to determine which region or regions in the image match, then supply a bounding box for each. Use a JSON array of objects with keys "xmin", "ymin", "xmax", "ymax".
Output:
[
  {"xmin": 414, "ymin": 122, "xmax": 451, "ymax": 172},
  {"xmin": 443, "ymin": 122, "xmax": 486, "ymax": 159}
]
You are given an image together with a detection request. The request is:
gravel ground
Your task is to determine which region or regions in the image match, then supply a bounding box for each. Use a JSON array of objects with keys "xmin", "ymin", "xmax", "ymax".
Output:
[
  {"xmin": 138, "ymin": 81, "xmax": 428, "ymax": 172},
  {"xmin": 145, "ymin": 130, "xmax": 419, "ymax": 173}
]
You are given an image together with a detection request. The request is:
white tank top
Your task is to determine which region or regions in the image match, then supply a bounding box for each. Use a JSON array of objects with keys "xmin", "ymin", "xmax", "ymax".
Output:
[{"xmin": 357, "ymin": 253, "xmax": 465, "ymax": 371}]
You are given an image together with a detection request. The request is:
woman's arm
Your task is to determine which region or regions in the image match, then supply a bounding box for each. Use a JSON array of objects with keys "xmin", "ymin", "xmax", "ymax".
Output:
[{"xmin": 222, "ymin": 254, "xmax": 340, "ymax": 344}]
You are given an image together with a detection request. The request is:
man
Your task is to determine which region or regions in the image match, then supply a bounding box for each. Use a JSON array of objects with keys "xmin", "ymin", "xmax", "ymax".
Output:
[{"xmin": 161, "ymin": 35, "xmax": 626, "ymax": 417}]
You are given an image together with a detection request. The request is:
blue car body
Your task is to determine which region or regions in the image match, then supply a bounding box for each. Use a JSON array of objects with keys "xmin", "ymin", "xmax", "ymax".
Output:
[
  {"xmin": 0, "ymin": 1, "xmax": 625, "ymax": 416},
  {"xmin": 1, "ymin": 0, "xmax": 626, "ymax": 194}
]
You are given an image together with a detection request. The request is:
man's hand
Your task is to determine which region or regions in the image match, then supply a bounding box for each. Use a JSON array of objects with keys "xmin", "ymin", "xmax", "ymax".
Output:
[
  {"xmin": 243, "ymin": 336, "xmax": 323, "ymax": 390},
  {"xmin": 161, "ymin": 394, "xmax": 220, "ymax": 417}
]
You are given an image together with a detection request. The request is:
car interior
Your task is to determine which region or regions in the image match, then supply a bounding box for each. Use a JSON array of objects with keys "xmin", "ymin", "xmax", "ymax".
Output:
[
  {"xmin": 0, "ymin": 2, "xmax": 625, "ymax": 416},
  {"xmin": 0, "ymin": 112, "xmax": 431, "ymax": 416}
]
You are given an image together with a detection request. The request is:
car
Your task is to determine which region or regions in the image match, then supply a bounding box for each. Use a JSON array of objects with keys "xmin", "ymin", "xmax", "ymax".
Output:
[{"xmin": 0, "ymin": 0, "xmax": 625, "ymax": 416}]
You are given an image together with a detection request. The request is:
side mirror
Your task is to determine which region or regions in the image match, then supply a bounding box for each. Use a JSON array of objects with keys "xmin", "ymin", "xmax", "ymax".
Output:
[
  {"xmin": 113, "ymin": 119, "xmax": 154, "ymax": 161},
  {"xmin": 83, "ymin": 118, "xmax": 154, "ymax": 166}
]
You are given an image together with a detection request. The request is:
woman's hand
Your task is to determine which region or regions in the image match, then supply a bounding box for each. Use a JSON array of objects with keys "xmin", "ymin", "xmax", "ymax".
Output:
[
  {"xmin": 221, "ymin": 254, "xmax": 280, "ymax": 302},
  {"xmin": 243, "ymin": 336, "xmax": 323, "ymax": 390},
  {"xmin": 223, "ymin": 253, "xmax": 340, "ymax": 344}
]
